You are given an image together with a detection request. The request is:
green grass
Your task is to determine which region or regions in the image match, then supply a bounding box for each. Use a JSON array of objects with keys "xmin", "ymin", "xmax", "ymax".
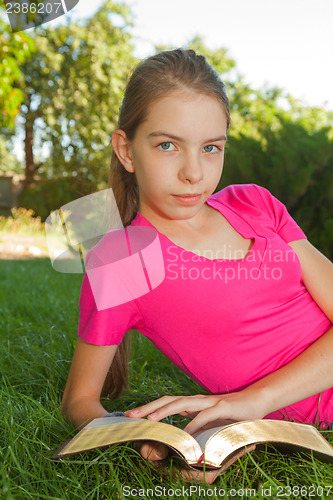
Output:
[{"xmin": 1, "ymin": 259, "xmax": 333, "ymax": 499}]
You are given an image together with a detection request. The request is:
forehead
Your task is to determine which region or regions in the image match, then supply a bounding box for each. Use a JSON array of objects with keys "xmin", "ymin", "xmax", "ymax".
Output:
[{"xmin": 141, "ymin": 91, "xmax": 228, "ymax": 136}]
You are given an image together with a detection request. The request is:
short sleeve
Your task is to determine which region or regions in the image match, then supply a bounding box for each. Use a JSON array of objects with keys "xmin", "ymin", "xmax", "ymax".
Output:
[
  {"xmin": 252, "ymin": 184, "xmax": 307, "ymax": 243},
  {"xmin": 78, "ymin": 273, "xmax": 143, "ymax": 346}
]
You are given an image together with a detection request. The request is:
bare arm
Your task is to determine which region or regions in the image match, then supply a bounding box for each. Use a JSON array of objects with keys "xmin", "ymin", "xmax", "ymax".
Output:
[
  {"xmin": 61, "ymin": 338, "xmax": 169, "ymax": 460},
  {"xmin": 256, "ymin": 238, "xmax": 333, "ymax": 414},
  {"xmin": 61, "ymin": 338, "xmax": 118, "ymax": 430},
  {"xmin": 125, "ymin": 240, "xmax": 333, "ymax": 433}
]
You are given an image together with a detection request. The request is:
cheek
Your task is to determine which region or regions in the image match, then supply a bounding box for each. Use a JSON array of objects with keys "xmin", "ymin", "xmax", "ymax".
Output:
[
  {"xmin": 205, "ymin": 156, "xmax": 224, "ymax": 175},
  {"xmin": 217, "ymin": 154, "xmax": 225, "ymax": 171},
  {"xmin": 137, "ymin": 165, "xmax": 162, "ymax": 190}
]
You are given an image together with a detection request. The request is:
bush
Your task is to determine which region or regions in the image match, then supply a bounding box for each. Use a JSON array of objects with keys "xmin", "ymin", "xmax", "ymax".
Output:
[
  {"xmin": 18, "ymin": 177, "xmax": 92, "ymax": 221},
  {"xmin": 0, "ymin": 207, "xmax": 44, "ymax": 234}
]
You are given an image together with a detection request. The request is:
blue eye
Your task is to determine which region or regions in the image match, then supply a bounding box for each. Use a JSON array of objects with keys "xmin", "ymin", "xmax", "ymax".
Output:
[
  {"xmin": 203, "ymin": 145, "xmax": 219, "ymax": 153},
  {"xmin": 158, "ymin": 142, "xmax": 175, "ymax": 151}
]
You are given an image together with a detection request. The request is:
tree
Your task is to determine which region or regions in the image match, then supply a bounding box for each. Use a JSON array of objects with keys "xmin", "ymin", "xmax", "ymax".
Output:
[
  {"xmin": 220, "ymin": 78, "xmax": 333, "ymax": 258},
  {"xmin": 4, "ymin": 20, "xmax": 333, "ymax": 258},
  {"xmin": 0, "ymin": 14, "xmax": 35, "ymax": 129},
  {"xmin": 13, "ymin": 0, "xmax": 136, "ymax": 189},
  {"xmin": 0, "ymin": 12, "xmax": 34, "ymax": 174}
]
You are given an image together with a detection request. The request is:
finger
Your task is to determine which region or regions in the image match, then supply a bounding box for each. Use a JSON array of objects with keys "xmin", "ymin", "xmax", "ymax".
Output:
[
  {"xmin": 145, "ymin": 395, "xmax": 218, "ymax": 422},
  {"xmin": 183, "ymin": 405, "xmax": 230, "ymax": 435},
  {"xmin": 186, "ymin": 417, "xmax": 238, "ymax": 435},
  {"xmin": 124, "ymin": 396, "xmax": 182, "ymax": 418},
  {"xmin": 133, "ymin": 440, "xmax": 169, "ymax": 461}
]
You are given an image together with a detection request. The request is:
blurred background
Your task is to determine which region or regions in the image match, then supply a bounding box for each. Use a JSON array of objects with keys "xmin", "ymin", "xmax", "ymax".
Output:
[{"xmin": 0, "ymin": 0, "xmax": 332, "ymax": 258}]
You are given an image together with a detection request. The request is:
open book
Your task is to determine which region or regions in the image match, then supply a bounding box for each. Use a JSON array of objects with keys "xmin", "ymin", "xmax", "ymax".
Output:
[{"xmin": 53, "ymin": 417, "xmax": 333, "ymax": 481}]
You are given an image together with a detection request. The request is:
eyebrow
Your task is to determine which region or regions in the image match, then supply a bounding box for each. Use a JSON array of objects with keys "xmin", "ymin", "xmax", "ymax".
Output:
[{"xmin": 148, "ymin": 131, "xmax": 227, "ymax": 142}]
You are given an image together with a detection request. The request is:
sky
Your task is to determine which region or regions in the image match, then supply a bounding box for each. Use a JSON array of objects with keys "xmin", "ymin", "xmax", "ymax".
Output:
[{"xmin": 60, "ymin": 0, "xmax": 333, "ymax": 111}]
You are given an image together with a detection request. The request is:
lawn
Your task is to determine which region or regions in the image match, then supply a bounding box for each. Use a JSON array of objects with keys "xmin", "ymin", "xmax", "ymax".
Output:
[{"xmin": 1, "ymin": 258, "xmax": 332, "ymax": 499}]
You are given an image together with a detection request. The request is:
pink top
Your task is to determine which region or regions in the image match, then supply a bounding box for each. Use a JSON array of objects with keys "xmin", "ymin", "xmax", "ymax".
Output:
[{"xmin": 78, "ymin": 184, "xmax": 333, "ymax": 427}]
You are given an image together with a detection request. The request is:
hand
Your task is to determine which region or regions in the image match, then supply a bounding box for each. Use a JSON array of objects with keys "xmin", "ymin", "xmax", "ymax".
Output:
[
  {"xmin": 124, "ymin": 391, "xmax": 266, "ymax": 435},
  {"xmin": 133, "ymin": 440, "xmax": 169, "ymax": 461}
]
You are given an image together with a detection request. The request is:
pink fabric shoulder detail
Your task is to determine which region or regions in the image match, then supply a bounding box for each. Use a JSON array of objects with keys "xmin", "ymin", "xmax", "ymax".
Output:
[{"xmin": 209, "ymin": 184, "xmax": 307, "ymax": 243}]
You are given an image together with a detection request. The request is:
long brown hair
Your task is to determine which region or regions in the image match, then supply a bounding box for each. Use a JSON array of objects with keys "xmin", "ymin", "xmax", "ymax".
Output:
[{"xmin": 103, "ymin": 48, "xmax": 230, "ymax": 399}]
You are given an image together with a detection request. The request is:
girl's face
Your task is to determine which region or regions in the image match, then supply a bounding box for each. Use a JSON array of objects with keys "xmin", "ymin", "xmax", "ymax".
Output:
[{"xmin": 127, "ymin": 91, "xmax": 228, "ymax": 227}]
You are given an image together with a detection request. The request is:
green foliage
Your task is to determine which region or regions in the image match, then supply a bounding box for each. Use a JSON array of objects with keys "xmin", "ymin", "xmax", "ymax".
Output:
[
  {"xmin": 16, "ymin": 0, "xmax": 137, "ymax": 187},
  {"xmin": 1, "ymin": 11, "xmax": 333, "ymax": 259},
  {"xmin": 0, "ymin": 135, "xmax": 23, "ymax": 173},
  {"xmin": 0, "ymin": 16, "xmax": 35, "ymax": 128},
  {"xmin": 0, "ymin": 206, "xmax": 44, "ymax": 233},
  {"xmin": 18, "ymin": 175, "xmax": 92, "ymax": 221},
  {"xmin": 221, "ymin": 99, "xmax": 333, "ymax": 259}
]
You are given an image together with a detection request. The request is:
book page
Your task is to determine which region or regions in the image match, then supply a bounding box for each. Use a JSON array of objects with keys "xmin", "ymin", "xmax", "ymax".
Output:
[
  {"xmin": 54, "ymin": 416, "xmax": 203, "ymax": 464},
  {"xmin": 192, "ymin": 426, "xmax": 227, "ymax": 451},
  {"xmin": 203, "ymin": 420, "xmax": 333, "ymax": 467},
  {"xmin": 85, "ymin": 416, "xmax": 142, "ymax": 427},
  {"xmin": 192, "ymin": 420, "xmax": 237, "ymax": 452}
]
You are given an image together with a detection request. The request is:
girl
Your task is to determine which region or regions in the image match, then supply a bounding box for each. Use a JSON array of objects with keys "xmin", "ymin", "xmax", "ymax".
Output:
[{"xmin": 62, "ymin": 49, "xmax": 333, "ymax": 462}]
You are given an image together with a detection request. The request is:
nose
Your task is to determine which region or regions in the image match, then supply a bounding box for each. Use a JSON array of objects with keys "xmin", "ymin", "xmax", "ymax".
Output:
[{"xmin": 179, "ymin": 151, "xmax": 204, "ymax": 184}]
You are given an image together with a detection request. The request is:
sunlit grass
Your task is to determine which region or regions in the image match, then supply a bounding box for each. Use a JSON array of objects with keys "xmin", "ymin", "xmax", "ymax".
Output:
[{"xmin": 1, "ymin": 259, "xmax": 332, "ymax": 499}]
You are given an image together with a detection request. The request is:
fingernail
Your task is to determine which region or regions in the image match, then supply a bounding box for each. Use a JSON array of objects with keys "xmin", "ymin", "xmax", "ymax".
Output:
[
  {"xmin": 148, "ymin": 412, "xmax": 157, "ymax": 419},
  {"xmin": 129, "ymin": 409, "xmax": 139, "ymax": 415}
]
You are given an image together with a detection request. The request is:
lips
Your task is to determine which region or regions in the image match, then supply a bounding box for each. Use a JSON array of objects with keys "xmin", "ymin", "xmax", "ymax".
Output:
[
  {"xmin": 174, "ymin": 193, "xmax": 201, "ymax": 197},
  {"xmin": 172, "ymin": 193, "xmax": 202, "ymax": 204}
]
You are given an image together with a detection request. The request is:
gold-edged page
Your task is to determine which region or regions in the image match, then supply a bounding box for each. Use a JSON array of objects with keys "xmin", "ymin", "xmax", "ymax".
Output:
[
  {"xmin": 55, "ymin": 417, "xmax": 202, "ymax": 463},
  {"xmin": 86, "ymin": 416, "xmax": 136, "ymax": 428},
  {"xmin": 193, "ymin": 426, "xmax": 227, "ymax": 451},
  {"xmin": 204, "ymin": 419, "xmax": 333, "ymax": 467},
  {"xmin": 192, "ymin": 419, "xmax": 237, "ymax": 451}
]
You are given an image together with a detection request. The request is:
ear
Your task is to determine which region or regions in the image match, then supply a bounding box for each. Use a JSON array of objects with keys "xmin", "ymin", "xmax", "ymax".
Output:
[{"xmin": 112, "ymin": 129, "xmax": 135, "ymax": 173}]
